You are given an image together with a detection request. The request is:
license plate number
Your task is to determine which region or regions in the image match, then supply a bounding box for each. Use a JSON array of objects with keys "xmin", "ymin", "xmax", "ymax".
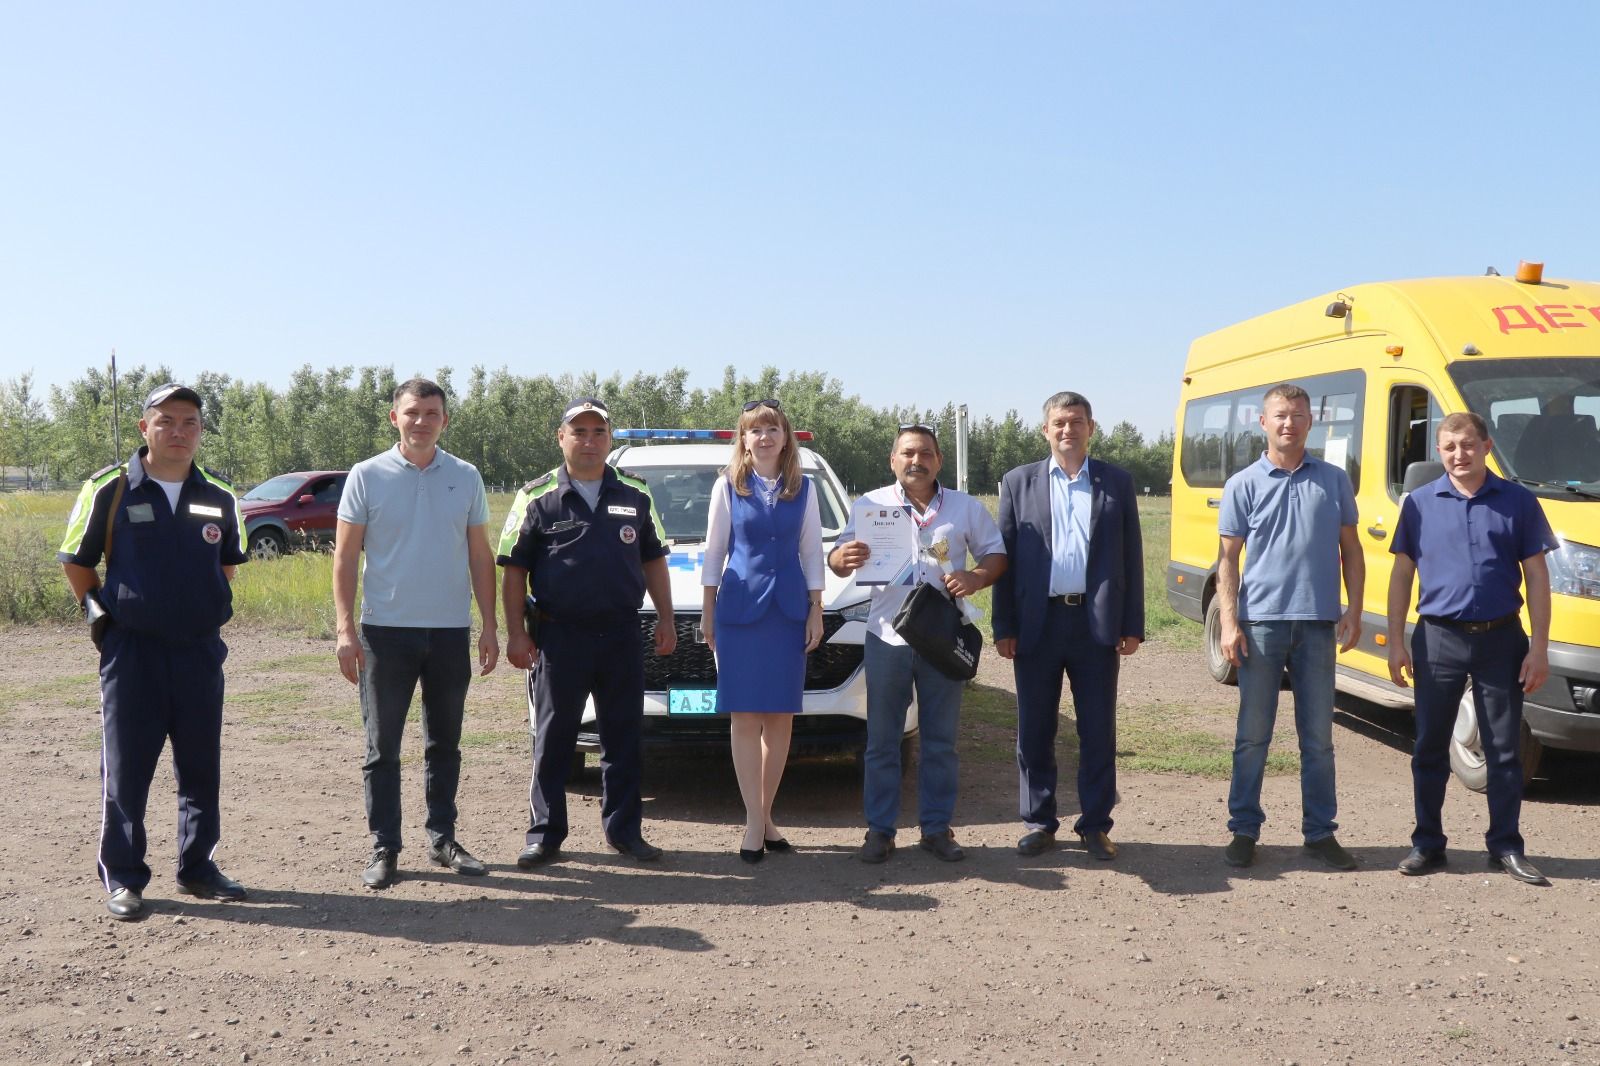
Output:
[{"xmin": 668, "ymin": 688, "xmax": 718, "ymax": 715}]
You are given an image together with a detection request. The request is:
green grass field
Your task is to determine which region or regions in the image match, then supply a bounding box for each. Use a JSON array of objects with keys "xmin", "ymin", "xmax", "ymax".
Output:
[{"xmin": 0, "ymin": 489, "xmax": 1201, "ymax": 647}]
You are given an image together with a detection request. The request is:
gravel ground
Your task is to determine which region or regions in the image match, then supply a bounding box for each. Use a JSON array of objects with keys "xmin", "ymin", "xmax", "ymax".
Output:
[{"xmin": 3, "ymin": 624, "xmax": 1599, "ymax": 1065}]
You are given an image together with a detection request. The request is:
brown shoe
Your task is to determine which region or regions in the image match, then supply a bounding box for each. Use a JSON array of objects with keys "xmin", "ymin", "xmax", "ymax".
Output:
[
  {"xmin": 1078, "ymin": 831, "xmax": 1117, "ymax": 861},
  {"xmin": 918, "ymin": 830, "xmax": 965, "ymax": 863},
  {"xmin": 859, "ymin": 830, "xmax": 894, "ymax": 864}
]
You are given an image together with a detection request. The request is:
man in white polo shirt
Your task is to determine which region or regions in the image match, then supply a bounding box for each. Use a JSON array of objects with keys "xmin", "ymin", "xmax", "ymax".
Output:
[
  {"xmin": 333, "ymin": 378, "xmax": 500, "ymax": 890},
  {"xmin": 828, "ymin": 423, "xmax": 1007, "ymax": 863}
]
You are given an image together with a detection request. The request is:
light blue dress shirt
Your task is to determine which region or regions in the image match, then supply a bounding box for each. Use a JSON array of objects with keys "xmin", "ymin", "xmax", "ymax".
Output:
[{"xmin": 1048, "ymin": 461, "xmax": 1092, "ymax": 596}]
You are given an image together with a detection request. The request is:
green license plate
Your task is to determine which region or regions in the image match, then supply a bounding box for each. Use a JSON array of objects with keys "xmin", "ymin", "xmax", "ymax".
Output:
[{"xmin": 668, "ymin": 688, "xmax": 718, "ymax": 715}]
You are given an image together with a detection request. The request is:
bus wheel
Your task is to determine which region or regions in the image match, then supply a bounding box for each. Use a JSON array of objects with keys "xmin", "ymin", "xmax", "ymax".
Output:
[
  {"xmin": 1448, "ymin": 690, "xmax": 1542, "ymax": 792},
  {"xmin": 1203, "ymin": 596, "xmax": 1239, "ymax": 686}
]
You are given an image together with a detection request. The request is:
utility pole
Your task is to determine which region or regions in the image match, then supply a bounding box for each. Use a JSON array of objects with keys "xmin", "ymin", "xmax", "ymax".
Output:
[
  {"xmin": 109, "ymin": 349, "xmax": 121, "ymax": 468},
  {"xmin": 956, "ymin": 404, "xmax": 969, "ymax": 493}
]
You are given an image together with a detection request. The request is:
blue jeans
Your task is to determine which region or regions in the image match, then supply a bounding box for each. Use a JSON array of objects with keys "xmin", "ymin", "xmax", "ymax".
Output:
[
  {"xmin": 1411, "ymin": 619, "xmax": 1528, "ymax": 856},
  {"xmin": 1227, "ymin": 620, "xmax": 1339, "ymax": 842},
  {"xmin": 863, "ymin": 633, "xmax": 965, "ymax": 838}
]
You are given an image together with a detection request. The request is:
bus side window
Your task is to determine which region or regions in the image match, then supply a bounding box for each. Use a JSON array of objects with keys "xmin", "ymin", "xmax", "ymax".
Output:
[
  {"xmin": 1180, "ymin": 395, "xmax": 1232, "ymax": 488},
  {"xmin": 1388, "ymin": 386, "xmax": 1441, "ymax": 498}
]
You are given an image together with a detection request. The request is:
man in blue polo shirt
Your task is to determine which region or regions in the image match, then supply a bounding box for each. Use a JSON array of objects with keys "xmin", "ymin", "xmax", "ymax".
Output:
[
  {"xmin": 334, "ymin": 378, "xmax": 500, "ymax": 890},
  {"xmin": 1386, "ymin": 411, "xmax": 1558, "ymax": 886},
  {"xmin": 1216, "ymin": 383, "xmax": 1364, "ymax": 870}
]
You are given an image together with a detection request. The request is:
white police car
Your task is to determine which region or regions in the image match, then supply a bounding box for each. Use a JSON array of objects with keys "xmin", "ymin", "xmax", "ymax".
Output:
[{"xmin": 526, "ymin": 428, "xmax": 917, "ymax": 759}]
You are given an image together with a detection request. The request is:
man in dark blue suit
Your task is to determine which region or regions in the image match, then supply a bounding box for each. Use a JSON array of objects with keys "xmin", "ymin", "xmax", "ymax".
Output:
[{"xmin": 994, "ymin": 391, "xmax": 1145, "ymax": 860}]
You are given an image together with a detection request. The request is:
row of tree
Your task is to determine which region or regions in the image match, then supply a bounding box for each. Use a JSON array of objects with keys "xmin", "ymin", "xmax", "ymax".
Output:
[{"xmin": 0, "ymin": 365, "xmax": 1175, "ymax": 495}]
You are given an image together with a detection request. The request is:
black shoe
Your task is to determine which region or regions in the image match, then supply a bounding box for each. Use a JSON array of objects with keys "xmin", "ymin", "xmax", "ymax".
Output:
[
  {"xmin": 1224, "ymin": 834, "xmax": 1256, "ymax": 868},
  {"xmin": 919, "ymin": 830, "xmax": 966, "ymax": 863},
  {"xmin": 363, "ymin": 847, "xmax": 398, "ymax": 889},
  {"xmin": 1397, "ymin": 847, "xmax": 1447, "ymax": 876},
  {"xmin": 739, "ymin": 847, "xmax": 765, "ymax": 865},
  {"xmin": 1489, "ymin": 852, "xmax": 1550, "ymax": 886},
  {"xmin": 609, "ymin": 837, "xmax": 663, "ymax": 862},
  {"xmin": 1016, "ymin": 830, "xmax": 1056, "ymax": 857},
  {"xmin": 428, "ymin": 840, "xmax": 488, "ymax": 876},
  {"xmin": 106, "ymin": 887, "xmax": 144, "ymax": 921},
  {"xmin": 1303, "ymin": 834, "xmax": 1358, "ymax": 871},
  {"xmin": 176, "ymin": 870, "xmax": 247, "ymax": 902},
  {"xmin": 1078, "ymin": 831, "xmax": 1117, "ymax": 861},
  {"xmin": 859, "ymin": 830, "xmax": 894, "ymax": 864},
  {"xmin": 763, "ymin": 837, "xmax": 792, "ymax": 852},
  {"xmin": 515, "ymin": 842, "xmax": 560, "ymax": 869}
]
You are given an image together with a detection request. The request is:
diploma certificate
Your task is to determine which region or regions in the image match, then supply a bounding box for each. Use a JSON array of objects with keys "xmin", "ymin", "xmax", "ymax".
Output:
[{"xmin": 849, "ymin": 499, "xmax": 918, "ymax": 586}]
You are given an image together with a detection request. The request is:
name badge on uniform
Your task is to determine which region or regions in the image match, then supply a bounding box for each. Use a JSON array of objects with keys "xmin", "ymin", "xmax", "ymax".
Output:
[
  {"xmin": 189, "ymin": 503, "xmax": 224, "ymax": 518},
  {"xmin": 126, "ymin": 503, "xmax": 155, "ymax": 523},
  {"xmin": 607, "ymin": 505, "xmax": 638, "ymax": 517}
]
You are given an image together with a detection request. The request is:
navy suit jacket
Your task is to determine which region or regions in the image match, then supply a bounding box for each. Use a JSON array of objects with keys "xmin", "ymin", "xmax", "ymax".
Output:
[{"xmin": 993, "ymin": 457, "xmax": 1145, "ymax": 655}]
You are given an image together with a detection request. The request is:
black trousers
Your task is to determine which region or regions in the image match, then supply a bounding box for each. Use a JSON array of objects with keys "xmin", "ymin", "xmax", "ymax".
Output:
[
  {"xmin": 97, "ymin": 626, "xmax": 228, "ymax": 893},
  {"xmin": 358, "ymin": 624, "xmax": 471, "ymax": 852},
  {"xmin": 1012, "ymin": 600, "xmax": 1121, "ymax": 836},
  {"xmin": 1411, "ymin": 619, "xmax": 1529, "ymax": 856},
  {"xmin": 527, "ymin": 614, "xmax": 645, "ymax": 849}
]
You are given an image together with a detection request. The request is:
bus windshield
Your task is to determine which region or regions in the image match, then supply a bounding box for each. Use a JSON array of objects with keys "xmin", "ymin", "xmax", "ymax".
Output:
[{"xmin": 1448, "ymin": 357, "xmax": 1600, "ymax": 496}]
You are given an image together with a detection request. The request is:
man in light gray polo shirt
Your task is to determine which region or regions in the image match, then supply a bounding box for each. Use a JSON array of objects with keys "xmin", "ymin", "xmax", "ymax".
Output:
[
  {"xmin": 333, "ymin": 378, "xmax": 500, "ymax": 890},
  {"xmin": 1216, "ymin": 383, "xmax": 1364, "ymax": 871}
]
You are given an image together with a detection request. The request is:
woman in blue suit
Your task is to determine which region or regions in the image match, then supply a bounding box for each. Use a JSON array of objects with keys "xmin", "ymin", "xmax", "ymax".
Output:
[{"xmin": 702, "ymin": 400, "xmax": 825, "ymax": 863}]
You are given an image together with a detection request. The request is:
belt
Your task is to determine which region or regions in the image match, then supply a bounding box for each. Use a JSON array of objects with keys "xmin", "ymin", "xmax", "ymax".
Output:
[
  {"xmin": 1420, "ymin": 612, "xmax": 1519, "ymax": 635},
  {"xmin": 536, "ymin": 609, "xmax": 636, "ymax": 626},
  {"xmin": 1053, "ymin": 593, "xmax": 1087, "ymax": 607}
]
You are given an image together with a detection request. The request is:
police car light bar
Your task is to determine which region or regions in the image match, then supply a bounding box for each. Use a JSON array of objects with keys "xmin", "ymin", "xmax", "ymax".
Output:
[{"xmin": 612, "ymin": 429, "xmax": 815, "ymax": 441}]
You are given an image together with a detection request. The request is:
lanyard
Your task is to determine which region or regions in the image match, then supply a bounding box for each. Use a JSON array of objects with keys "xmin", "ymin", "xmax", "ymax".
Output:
[{"xmin": 896, "ymin": 484, "xmax": 944, "ymax": 531}]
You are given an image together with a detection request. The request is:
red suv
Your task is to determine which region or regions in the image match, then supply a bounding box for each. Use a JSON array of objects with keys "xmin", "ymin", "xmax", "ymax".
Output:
[{"xmin": 239, "ymin": 471, "xmax": 347, "ymax": 560}]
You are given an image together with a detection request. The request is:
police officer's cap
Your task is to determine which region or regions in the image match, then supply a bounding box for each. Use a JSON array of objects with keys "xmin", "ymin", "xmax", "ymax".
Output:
[
  {"xmin": 561, "ymin": 397, "xmax": 610, "ymax": 425},
  {"xmin": 143, "ymin": 382, "xmax": 204, "ymax": 412}
]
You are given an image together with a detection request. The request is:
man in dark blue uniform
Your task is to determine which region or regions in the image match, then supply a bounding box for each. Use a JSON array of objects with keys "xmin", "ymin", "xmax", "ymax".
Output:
[
  {"xmin": 498, "ymin": 398, "xmax": 677, "ymax": 866},
  {"xmin": 59, "ymin": 383, "xmax": 250, "ymax": 920},
  {"xmin": 1387, "ymin": 411, "xmax": 1559, "ymax": 886}
]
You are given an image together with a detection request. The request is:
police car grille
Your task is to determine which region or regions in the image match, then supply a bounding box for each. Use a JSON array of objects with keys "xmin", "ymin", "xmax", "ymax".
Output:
[{"xmin": 641, "ymin": 614, "xmax": 863, "ymax": 691}]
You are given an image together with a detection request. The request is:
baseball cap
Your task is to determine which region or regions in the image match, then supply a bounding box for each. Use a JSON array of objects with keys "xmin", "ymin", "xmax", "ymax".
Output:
[
  {"xmin": 143, "ymin": 383, "xmax": 203, "ymax": 412},
  {"xmin": 561, "ymin": 397, "xmax": 610, "ymax": 424}
]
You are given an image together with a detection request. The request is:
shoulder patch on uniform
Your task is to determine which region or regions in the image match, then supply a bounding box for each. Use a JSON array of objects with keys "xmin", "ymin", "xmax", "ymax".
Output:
[
  {"xmin": 200, "ymin": 466, "xmax": 235, "ymax": 490},
  {"xmin": 522, "ymin": 471, "xmax": 555, "ymax": 493},
  {"xmin": 615, "ymin": 469, "xmax": 650, "ymax": 492},
  {"xmin": 88, "ymin": 462, "xmax": 125, "ymax": 485}
]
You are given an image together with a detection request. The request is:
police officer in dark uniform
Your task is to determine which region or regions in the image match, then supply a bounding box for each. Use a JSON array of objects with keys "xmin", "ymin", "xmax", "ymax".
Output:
[
  {"xmin": 498, "ymin": 397, "xmax": 677, "ymax": 866},
  {"xmin": 1387, "ymin": 411, "xmax": 1560, "ymax": 886},
  {"xmin": 58, "ymin": 383, "xmax": 250, "ymax": 920}
]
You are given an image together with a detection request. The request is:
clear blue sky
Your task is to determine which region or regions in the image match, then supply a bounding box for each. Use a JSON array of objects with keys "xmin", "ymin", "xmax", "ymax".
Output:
[{"xmin": 2, "ymin": 3, "xmax": 1596, "ymax": 437}]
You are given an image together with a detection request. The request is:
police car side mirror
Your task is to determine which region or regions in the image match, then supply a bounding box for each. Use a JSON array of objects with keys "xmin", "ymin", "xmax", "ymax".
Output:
[{"xmin": 1401, "ymin": 461, "xmax": 1445, "ymax": 495}]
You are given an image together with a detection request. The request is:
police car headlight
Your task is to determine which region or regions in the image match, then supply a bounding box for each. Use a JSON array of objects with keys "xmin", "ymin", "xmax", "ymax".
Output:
[
  {"xmin": 839, "ymin": 599, "xmax": 872, "ymax": 622},
  {"xmin": 1548, "ymin": 539, "xmax": 1600, "ymax": 601}
]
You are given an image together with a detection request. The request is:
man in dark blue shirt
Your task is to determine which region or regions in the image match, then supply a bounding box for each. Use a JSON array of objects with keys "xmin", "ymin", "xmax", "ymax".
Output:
[
  {"xmin": 59, "ymin": 384, "xmax": 250, "ymax": 920},
  {"xmin": 499, "ymin": 398, "xmax": 677, "ymax": 867},
  {"xmin": 1387, "ymin": 411, "xmax": 1559, "ymax": 885}
]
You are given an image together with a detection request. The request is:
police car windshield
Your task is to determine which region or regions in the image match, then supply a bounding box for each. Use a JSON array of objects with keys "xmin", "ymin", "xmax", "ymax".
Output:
[
  {"xmin": 626, "ymin": 464, "xmax": 848, "ymax": 542},
  {"xmin": 1449, "ymin": 357, "xmax": 1600, "ymax": 495},
  {"xmin": 242, "ymin": 474, "xmax": 305, "ymax": 502}
]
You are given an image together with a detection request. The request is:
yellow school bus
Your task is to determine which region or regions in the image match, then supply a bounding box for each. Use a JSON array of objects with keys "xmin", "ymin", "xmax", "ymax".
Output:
[{"xmin": 1167, "ymin": 264, "xmax": 1600, "ymax": 788}]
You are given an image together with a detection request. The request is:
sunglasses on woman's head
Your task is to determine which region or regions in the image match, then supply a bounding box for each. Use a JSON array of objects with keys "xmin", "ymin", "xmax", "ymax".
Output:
[{"xmin": 743, "ymin": 398, "xmax": 781, "ymax": 412}]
